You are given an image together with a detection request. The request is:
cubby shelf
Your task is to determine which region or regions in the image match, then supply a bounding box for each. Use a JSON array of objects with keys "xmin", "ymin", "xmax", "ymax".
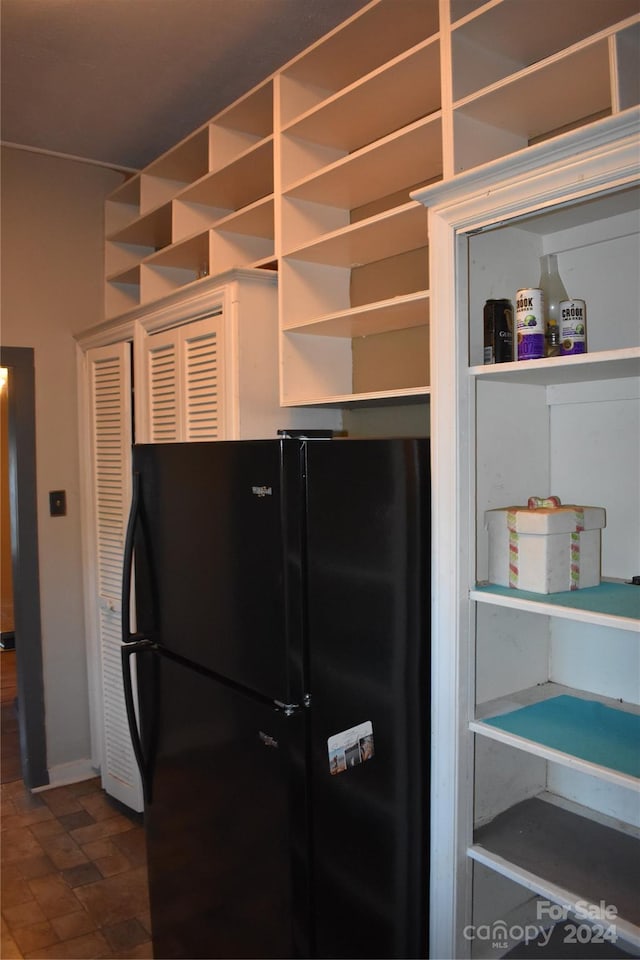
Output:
[
  {"xmin": 471, "ymin": 580, "xmax": 640, "ymax": 631},
  {"xmin": 106, "ymin": 201, "xmax": 173, "ymax": 249},
  {"xmin": 470, "ymin": 796, "xmax": 640, "ymax": 950},
  {"xmin": 282, "ymin": 114, "xmax": 442, "ymax": 205},
  {"xmin": 143, "ymin": 126, "xmax": 210, "ymax": 185},
  {"xmin": 105, "ymin": 176, "xmax": 141, "ymax": 234},
  {"xmin": 453, "ymin": 39, "xmax": 613, "ymax": 169},
  {"xmin": 471, "ymin": 681, "xmax": 640, "ymax": 790},
  {"xmin": 282, "ymin": 292, "xmax": 429, "ymax": 338},
  {"xmin": 281, "ymin": 201, "xmax": 427, "ymax": 265},
  {"xmin": 279, "ymin": 0, "xmax": 439, "ymax": 127},
  {"xmin": 281, "ymin": 37, "xmax": 440, "ymax": 153},
  {"xmin": 177, "ymin": 137, "xmax": 273, "ymax": 211},
  {"xmin": 451, "ymin": 1, "xmax": 640, "ymax": 101}
]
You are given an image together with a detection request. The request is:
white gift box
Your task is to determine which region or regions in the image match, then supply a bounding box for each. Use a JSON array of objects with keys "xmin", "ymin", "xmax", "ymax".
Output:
[{"xmin": 485, "ymin": 496, "xmax": 606, "ymax": 594}]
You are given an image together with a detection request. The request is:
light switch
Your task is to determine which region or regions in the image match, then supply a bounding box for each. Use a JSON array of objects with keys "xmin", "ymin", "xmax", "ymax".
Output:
[{"xmin": 49, "ymin": 490, "xmax": 67, "ymax": 517}]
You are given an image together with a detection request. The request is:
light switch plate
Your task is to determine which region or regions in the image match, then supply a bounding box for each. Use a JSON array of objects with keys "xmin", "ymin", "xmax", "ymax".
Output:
[{"xmin": 49, "ymin": 490, "xmax": 67, "ymax": 517}]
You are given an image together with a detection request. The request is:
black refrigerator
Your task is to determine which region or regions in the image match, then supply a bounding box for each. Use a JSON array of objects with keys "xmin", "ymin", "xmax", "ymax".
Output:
[{"xmin": 121, "ymin": 435, "xmax": 430, "ymax": 960}]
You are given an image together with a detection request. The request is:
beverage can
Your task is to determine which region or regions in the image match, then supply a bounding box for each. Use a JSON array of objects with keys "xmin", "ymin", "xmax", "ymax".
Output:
[
  {"xmin": 559, "ymin": 299, "xmax": 586, "ymax": 355},
  {"xmin": 483, "ymin": 299, "xmax": 513, "ymax": 364},
  {"xmin": 516, "ymin": 288, "xmax": 544, "ymax": 361}
]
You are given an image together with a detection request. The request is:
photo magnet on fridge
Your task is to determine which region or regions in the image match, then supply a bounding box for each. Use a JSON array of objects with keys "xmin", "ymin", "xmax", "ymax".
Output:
[{"xmin": 327, "ymin": 720, "xmax": 374, "ymax": 775}]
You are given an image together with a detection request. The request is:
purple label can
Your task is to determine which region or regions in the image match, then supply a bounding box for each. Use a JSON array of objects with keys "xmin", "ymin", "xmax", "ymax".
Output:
[
  {"xmin": 560, "ymin": 299, "xmax": 586, "ymax": 355},
  {"xmin": 516, "ymin": 288, "xmax": 544, "ymax": 361}
]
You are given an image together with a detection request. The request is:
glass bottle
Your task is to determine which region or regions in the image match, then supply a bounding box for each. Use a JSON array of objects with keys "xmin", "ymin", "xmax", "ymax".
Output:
[{"xmin": 538, "ymin": 254, "xmax": 568, "ymax": 358}]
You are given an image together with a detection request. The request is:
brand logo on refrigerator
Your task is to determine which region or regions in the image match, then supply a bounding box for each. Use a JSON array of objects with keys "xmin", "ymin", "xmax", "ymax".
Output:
[
  {"xmin": 259, "ymin": 731, "xmax": 279, "ymax": 748},
  {"xmin": 252, "ymin": 485, "xmax": 273, "ymax": 497}
]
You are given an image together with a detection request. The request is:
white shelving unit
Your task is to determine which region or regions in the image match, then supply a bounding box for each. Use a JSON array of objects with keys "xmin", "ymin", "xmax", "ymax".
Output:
[
  {"xmin": 277, "ymin": 2, "xmax": 440, "ymax": 407},
  {"xmin": 104, "ymin": 81, "xmax": 275, "ymax": 318},
  {"xmin": 102, "ymin": 0, "xmax": 639, "ymax": 419},
  {"xmin": 415, "ymin": 110, "xmax": 640, "ymax": 959}
]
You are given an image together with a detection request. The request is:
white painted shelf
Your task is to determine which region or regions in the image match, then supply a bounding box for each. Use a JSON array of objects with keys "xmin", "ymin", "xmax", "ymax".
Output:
[
  {"xmin": 472, "ymin": 681, "xmax": 640, "ymax": 791},
  {"xmin": 280, "ymin": 385, "xmax": 431, "ymax": 409},
  {"xmin": 282, "ymin": 115, "xmax": 443, "ymax": 206},
  {"xmin": 469, "ymin": 795, "xmax": 640, "ymax": 950},
  {"xmin": 282, "ymin": 292, "xmax": 429, "ymax": 338},
  {"xmin": 281, "ymin": 202, "xmax": 427, "ymax": 265},
  {"xmin": 471, "ymin": 579, "xmax": 640, "ymax": 632},
  {"xmin": 281, "ymin": 37, "xmax": 440, "ymax": 153}
]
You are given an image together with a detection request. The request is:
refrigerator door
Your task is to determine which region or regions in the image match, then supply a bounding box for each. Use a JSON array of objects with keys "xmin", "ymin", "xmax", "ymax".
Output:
[
  {"xmin": 131, "ymin": 440, "xmax": 305, "ymax": 703},
  {"xmin": 137, "ymin": 646, "xmax": 309, "ymax": 960},
  {"xmin": 304, "ymin": 438, "xmax": 430, "ymax": 960}
]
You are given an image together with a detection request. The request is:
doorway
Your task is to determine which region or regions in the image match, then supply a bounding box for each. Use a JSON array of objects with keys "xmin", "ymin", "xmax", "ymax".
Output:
[{"xmin": 0, "ymin": 346, "xmax": 48, "ymax": 788}]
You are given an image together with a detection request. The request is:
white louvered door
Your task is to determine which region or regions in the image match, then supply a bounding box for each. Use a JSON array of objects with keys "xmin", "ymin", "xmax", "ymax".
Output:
[
  {"xmin": 183, "ymin": 316, "xmax": 225, "ymax": 441},
  {"xmin": 86, "ymin": 343, "xmax": 143, "ymax": 812},
  {"xmin": 143, "ymin": 312, "xmax": 226, "ymax": 443},
  {"xmin": 147, "ymin": 329, "xmax": 180, "ymax": 442}
]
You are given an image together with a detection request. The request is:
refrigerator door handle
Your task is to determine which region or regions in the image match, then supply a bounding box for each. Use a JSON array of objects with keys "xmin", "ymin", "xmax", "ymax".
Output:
[
  {"xmin": 274, "ymin": 698, "xmax": 309, "ymax": 716},
  {"xmin": 121, "ymin": 639, "xmax": 155, "ymax": 804},
  {"xmin": 122, "ymin": 471, "xmax": 146, "ymax": 645}
]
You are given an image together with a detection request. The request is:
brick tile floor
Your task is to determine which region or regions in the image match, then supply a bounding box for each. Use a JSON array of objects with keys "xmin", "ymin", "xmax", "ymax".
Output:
[{"xmin": 1, "ymin": 777, "xmax": 152, "ymax": 959}]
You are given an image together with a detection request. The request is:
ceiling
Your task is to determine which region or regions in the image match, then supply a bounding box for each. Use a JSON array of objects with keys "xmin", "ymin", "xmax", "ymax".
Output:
[{"xmin": 1, "ymin": 0, "xmax": 370, "ymax": 172}]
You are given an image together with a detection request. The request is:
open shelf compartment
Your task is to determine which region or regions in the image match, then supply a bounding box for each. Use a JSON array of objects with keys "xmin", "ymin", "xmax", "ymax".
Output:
[
  {"xmin": 470, "ymin": 795, "xmax": 640, "ymax": 949},
  {"xmin": 472, "ymin": 681, "xmax": 640, "ymax": 789},
  {"xmin": 279, "ymin": 0, "xmax": 439, "ymax": 127},
  {"xmin": 451, "ymin": 0, "xmax": 640, "ymax": 102}
]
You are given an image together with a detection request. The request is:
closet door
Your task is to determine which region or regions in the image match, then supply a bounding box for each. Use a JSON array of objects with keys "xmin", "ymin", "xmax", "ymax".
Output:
[
  {"xmin": 86, "ymin": 342, "xmax": 143, "ymax": 811},
  {"xmin": 182, "ymin": 315, "xmax": 226, "ymax": 441},
  {"xmin": 141, "ymin": 312, "xmax": 226, "ymax": 443}
]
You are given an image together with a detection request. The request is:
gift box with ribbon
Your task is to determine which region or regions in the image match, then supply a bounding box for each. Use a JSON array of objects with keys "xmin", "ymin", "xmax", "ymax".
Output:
[{"xmin": 485, "ymin": 496, "xmax": 606, "ymax": 594}]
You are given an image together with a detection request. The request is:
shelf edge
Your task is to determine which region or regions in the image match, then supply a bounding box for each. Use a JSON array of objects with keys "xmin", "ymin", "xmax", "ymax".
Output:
[
  {"xmin": 468, "ymin": 843, "xmax": 640, "ymax": 950},
  {"xmin": 469, "ymin": 720, "xmax": 640, "ymax": 792}
]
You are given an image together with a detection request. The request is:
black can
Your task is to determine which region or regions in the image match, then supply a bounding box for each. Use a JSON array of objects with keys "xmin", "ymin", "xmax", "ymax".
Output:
[{"xmin": 483, "ymin": 299, "xmax": 513, "ymax": 364}]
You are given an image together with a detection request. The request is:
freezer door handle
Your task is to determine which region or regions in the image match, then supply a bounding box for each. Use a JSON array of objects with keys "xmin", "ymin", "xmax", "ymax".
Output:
[
  {"xmin": 121, "ymin": 639, "xmax": 155, "ymax": 804},
  {"xmin": 122, "ymin": 471, "xmax": 146, "ymax": 645}
]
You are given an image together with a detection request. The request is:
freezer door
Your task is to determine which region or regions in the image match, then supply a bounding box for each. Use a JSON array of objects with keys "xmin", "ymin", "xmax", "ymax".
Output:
[
  {"xmin": 132, "ymin": 440, "xmax": 304, "ymax": 703},
  {"xmin": 304, "ymin": 438, "xmax": 430, "ymax": 959},
  {"xmin": 140, "ymin": 649, "xmax": 309, "ymax": 960}
]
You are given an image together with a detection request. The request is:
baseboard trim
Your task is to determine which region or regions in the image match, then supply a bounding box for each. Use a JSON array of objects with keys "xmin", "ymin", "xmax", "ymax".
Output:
[{"xmin": 32, "ymin": 759, "xmax": 99, "ymax": 792}]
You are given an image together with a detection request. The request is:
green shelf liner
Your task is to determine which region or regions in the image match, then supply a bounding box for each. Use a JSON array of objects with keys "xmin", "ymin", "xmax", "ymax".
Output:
[
  {"xmin": 483, "ymin": 695, "xmax": 640, "ymax": 778},
  {"xmin": 475, "ymin": 581, "xmax": 640, "ymax": 621}
]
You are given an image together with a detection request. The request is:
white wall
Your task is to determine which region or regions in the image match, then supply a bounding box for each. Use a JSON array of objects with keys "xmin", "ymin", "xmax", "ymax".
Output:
[{"xmin": 0, "ymin": 146, "xmax": 124, "ymax": 775}]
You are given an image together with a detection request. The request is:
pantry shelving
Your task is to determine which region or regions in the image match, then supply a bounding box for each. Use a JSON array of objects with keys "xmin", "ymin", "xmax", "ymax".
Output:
[{"xmin": 415, "ymin": 108, "xmax": 640, "ymax": 958}]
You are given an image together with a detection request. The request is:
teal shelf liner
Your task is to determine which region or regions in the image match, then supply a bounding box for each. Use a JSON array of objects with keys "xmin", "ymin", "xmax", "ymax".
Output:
[
  {"xmin": 475, "ymin": 581, "xmax": 640, "ymax": 621},
  {"xmin": 483, "ymin": 695, "xmax": 640, "ymax": 778}
]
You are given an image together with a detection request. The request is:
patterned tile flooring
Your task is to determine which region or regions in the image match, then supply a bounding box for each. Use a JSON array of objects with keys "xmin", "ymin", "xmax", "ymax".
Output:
[
  {"xmin": 1, "ymin": 774, "xmax": 152, "ymax": 959},
  {"xmin": 0, "ymin": 648, "xmax": 153, "ymax": 957}
]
